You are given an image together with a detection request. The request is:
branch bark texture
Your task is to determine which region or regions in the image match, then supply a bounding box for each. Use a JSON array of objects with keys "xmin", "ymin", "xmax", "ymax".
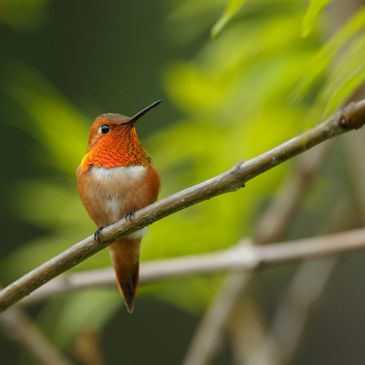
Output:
[
  {"xmin": 1, "ymin": 100, "xmax": 365, "ymax": 312},
  {"xmin": 182, "ymin": 143, "xmax": 331, "ymax": 365},
  {"xmin": 18, "ymin": 227, "xmax": 365, "ymax": 306}
]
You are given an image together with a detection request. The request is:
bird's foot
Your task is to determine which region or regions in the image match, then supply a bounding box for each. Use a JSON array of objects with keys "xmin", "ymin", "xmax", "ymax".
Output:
[
  {"xmin": 125, "ymin": 211, "xmax": 135, "ymax": 222},
  {"xmin": 94, "ymin": 226, "xmax": 104, "ymax": 243}
]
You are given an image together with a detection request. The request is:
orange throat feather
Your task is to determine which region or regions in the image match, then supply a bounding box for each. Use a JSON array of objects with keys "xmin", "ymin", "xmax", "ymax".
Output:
[{"xmin": 80, "ymin": 126, "xmax": 151, "ymax": 172}]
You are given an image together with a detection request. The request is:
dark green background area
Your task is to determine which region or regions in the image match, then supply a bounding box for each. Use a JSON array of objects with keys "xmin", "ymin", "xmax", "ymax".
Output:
[
  {"xmin": 0, "ymin": 0, "xmax": 183, "ymax": 257},
  {"xmin": 2, "ymin": 1, "xmax": 365, "ymax": 365},
  {"xmin": 0, "ymin": 1, "xmax": 216, "ymax": 364}
]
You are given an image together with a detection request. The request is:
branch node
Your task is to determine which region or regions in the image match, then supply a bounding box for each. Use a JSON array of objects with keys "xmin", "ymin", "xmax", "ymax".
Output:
[
  {"xmin": 340, "ymin": 101, "xmax": 365, "ymax": 130},
  {"xmin": 228, "ymin": 161, "xmax": 246, "ymax": 190},
  {"xmin": 339, "ymin": 109, "xmax": 352, "ymax": 130}
]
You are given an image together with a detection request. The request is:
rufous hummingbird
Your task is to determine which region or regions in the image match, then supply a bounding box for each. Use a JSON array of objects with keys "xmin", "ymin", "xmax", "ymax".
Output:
[{"xmin": 77, "ymin": 100, "xmax": 161, "ymax": 313}]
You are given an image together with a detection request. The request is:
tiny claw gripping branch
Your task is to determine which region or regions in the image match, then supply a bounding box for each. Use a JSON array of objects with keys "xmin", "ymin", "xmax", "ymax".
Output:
[
  {"xmin": 94, "ymin": 227, "xmax": 104, "ymax": 243},
  {"xmin": 125, "ymin": 211, "xmax": 135, "ymax": 223}
]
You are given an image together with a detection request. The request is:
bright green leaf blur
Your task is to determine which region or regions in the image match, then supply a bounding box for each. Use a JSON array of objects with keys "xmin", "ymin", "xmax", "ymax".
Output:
[
  {"xmin": 211, "ymin": 0, "xmax": 248, "ymax": 38},
  {"xmin": 302, "ymin": 0, "xmax": 332, "ymax": 37},
  {"xmin": 2, "ymin": 0, "xmax": 365, "ymax": 355}
]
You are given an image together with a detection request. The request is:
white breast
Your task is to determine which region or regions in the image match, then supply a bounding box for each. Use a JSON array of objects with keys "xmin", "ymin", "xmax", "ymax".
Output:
[
  {"xmin": 91, "ymin": 165, "xmax": 147, "ymax": 184},
  {"xmin": 87, "ymin": 165, "xmax": 148, "ymax": 240}
]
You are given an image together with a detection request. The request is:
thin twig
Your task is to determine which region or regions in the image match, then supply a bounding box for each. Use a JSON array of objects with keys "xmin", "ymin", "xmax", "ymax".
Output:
[
  {"xmin": 0, "ymin": 308, "xmax": 73, "ymax": 365},
  {"xmin": 182, "ymin": 143, "xmax": 330, "ymax": 365},
  {"xmin": 182, "ymin": 272, "xmax": 254, "ymax": 365},
  {"xmin": 228, "ymin": 299, "xmax": 271, "ymax": 364},
  {"xmin": 13, "ymin": 227, "xmax": 365, "ymax": 307},
  {"xmin": 243, "ymin": 198, "xmax": 356, "ymax": 365},
  {"xmin": 1, "ymin": 100, "xmax": 365, "ymax": 312},
  {"xmin": 270, "ymin": 258, "xmax": 336, "ymax": 365},
  {"xmin": 73, "ymin": 330, "xmax": 105, "ymax": 365}
]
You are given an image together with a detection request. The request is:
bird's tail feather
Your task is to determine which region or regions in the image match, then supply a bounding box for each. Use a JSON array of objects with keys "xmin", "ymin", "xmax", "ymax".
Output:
[{"xmin": 108, "ymin": 238, "xmax": 141, "ymax": 313}]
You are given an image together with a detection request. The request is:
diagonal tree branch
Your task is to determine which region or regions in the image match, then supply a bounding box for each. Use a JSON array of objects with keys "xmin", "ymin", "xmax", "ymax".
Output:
[
  {"xmin": 0, "ymin": 308, "xmax": 73, "ymax": 365},
  {"xmin": 182, "ymin": 142, "xmax": 331, "ymax": 365},
  {"xmin": 1, "ymin": 100, "xmax": 365, "ymax": 312},
  {"xmin": 233, "ymin": 197, "xmax": 356, "ymax": 365}
]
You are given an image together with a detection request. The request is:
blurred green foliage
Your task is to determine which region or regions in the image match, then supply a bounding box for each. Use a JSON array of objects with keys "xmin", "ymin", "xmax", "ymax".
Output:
[
  {"xmin": 302, "ymin": 0, "xmax": 331, "ymax": 37},
  {"xmin": 0, "ymin": 0, "xmax": 50, "ymax": 31},
  {"xmin": 211, "ymin": 0, "xmax": 248, "ymax": 38},
  {"xmin": 2, "ymin": 0, "xmax": 365, "ymax": 354}
]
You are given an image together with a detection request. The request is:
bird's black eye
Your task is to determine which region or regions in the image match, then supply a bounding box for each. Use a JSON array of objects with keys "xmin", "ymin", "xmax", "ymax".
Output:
[{"xmin": 100, "ymin": 124, "xmax": 110, "ymax": 134}]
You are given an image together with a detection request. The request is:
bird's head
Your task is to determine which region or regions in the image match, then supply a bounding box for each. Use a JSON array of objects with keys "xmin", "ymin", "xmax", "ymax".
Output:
[{"xmin": 80, "ymin": 100, "xmax": 161, "ymax": 171}]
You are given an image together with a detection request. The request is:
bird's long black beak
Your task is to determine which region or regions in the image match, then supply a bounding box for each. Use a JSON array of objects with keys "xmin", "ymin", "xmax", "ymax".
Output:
[{"xmin": 122, "ymin": 100, "xmax": 162, "ymax": 125}]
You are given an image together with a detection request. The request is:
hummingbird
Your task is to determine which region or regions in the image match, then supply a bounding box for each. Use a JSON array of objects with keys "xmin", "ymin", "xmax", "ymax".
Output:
[{"xmin": 77, "ymin": 100, "xmax": 161, "ymax": 313}]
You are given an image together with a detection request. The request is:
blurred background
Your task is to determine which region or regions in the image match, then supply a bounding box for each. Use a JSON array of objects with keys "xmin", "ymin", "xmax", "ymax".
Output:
[{"xmin": 1, "ymin": 0, "xmax": 365, "ymax": 364}]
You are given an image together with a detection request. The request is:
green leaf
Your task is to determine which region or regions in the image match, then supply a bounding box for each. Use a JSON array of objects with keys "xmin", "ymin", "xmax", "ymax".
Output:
[
  {"xmin": 211, "ymin": 0, "xmax": 248, "ymax": 38},
  {"xmin": 302, "ymin": 0, "xmax": 331, "ymax": 37},
  {"xmin": 294, "ymin": 6, "xmax": 365, "ymax": 102},
  {"xmin": 306, "ymin": 34, "xmax": 365, "ymax": 122}
]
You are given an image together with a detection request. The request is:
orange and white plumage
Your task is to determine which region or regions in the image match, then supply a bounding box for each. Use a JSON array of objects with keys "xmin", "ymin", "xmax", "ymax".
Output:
[{"xmin": 77, "ymin": 104, "xmax": 161, "ymax": 312}]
